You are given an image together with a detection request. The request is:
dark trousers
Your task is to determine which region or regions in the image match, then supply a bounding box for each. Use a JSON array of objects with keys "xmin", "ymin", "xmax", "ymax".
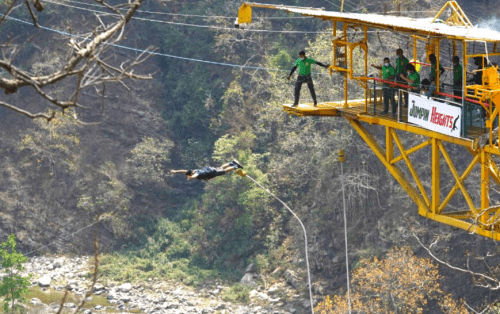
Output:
[
  {"xmin": 453, "ymin": 84, "xmax": 463, "ymax": 98},
  {"xmin": 383, "ymin": 85, "xmax": 396, "ymax": 113},
  {"xmin": 294, "ymin": 74, "xmax": 317, "ymax": 105},
  {"xmin": 396, "ymin": 76, "xmax": 408, "ymax": 106}
]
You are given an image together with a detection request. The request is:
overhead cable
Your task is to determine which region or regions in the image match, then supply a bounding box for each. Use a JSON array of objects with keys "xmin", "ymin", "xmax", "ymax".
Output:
[
  {"xmin": 43, "ymin": 0, "xmax": 314, "ymax": 19},
  {"xmin": 39, "ymin": 1, "xmax": 393, "ymax": 35},
  {"xmin": 41, "ymin": 0, "xmax": 332, "ymax": 34}
]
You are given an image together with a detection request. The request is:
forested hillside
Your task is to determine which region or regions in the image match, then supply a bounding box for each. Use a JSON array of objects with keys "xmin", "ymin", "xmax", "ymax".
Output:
[{"xmin": 1, "ymin": 0, "xmax": 500, "ymax": 313}]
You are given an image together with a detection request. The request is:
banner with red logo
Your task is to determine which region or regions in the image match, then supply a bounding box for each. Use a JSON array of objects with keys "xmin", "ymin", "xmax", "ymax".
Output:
[{"xmin": 408, "ymin": 94, "xmax": 462, "ymax": 138}]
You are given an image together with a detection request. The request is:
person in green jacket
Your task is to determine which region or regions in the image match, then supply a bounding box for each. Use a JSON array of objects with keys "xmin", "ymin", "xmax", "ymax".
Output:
[
  {"xmin": 400, "ymin": 63, "xmax": 421, "ymax": 95},
  {"xmin": 371, "ymin": 57, "xmax": 396, "ymax": 115},
  {"xmin": 452, "ymin": 56, "xmax": 463, "ymax": 98},
  {"xmin": 428, "ymin": 53, "xmax": 445, "ymax": 84},
  {"xmin": 395, "ymin": 48, "xmax": 410, "ymax": 106},
  {"xmin": 288, "ymin": 51, "xmax": 329, "ymax": 107}
]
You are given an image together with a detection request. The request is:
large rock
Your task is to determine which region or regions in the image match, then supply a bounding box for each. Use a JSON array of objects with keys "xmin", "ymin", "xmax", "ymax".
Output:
[
  {"xmin": 240, "ymin": 273, "xmax": 257, "ymax": 287},
  {"xmin": 285, "ymin": 270, "xmax": 300, "ymax": 289},
  {"xmin": 38, "ymin": 276, "xmax": 51, "ymax": 287},
  {"xmin": 30, "ymin": 298, "xmax": 42, "ymax": 305},
  {"xmin": 244, "ymin": 263, "xmax": 255, "ymax": 273},
  {"xmin": 106, "ymin": 290, "xmax": 118, "ymax": 300},
  {"xmin": 118, "ymin": 283, "xmax": 132, "ymax": 292}
]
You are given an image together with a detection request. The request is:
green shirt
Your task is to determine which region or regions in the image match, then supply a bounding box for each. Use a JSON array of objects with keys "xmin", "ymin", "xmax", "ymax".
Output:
[
  {"xmin": 430, "ymin": 61, "xmax": 445, "ymax": 82},
  {"xmin": 453, "ymin": 63, "xmax": 463, "ymax": 83},
  {"xmin": 382, "ymin": 65, "xmax": 395, "ymax": 79},
  {"xmin": 408, "ymin": 71, "xmax": 420, "ymax": 88},
  {"xmin": 295, "ymin": 58, "xmax": 316, "ymax": 75},
  {"xmin": 396, "ymin": 56, "xmax": 409, "ymax": 75}
]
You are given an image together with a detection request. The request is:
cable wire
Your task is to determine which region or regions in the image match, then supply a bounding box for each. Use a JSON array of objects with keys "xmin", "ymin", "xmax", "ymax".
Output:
[
  {"xmin": 25, "ymin": 218, "xmax": 103, "ymax": 256},
  {"xmin": 44, "ymin": 0, "xmax": 314, "ymax": 19},
  {"xmin": 41, "ymin": 0, "xmax": 332, "ymax": 34},
  {"xmin": 245, "ymin": 174, "xmax": 314, "ymax": 314},
  {"xmin": 340, "ymin": 159, "xmax": 352, "ymax": 314}
]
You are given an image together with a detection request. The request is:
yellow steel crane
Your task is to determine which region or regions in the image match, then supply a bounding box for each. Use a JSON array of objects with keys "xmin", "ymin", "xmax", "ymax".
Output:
[{"xmin": 236, "ymin": 1, "xmax": 500, "ymax": 240}]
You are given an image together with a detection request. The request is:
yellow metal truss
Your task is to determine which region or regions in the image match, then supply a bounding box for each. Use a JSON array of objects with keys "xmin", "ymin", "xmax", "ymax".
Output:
[
  {"xmin": 238, "ymin": 1, "xmax": 500, "ymax": 240},
  {"xmin": 348, "ymin": 117, "xmax": 500, "ymax": 240},
  {"xmin": 432, "ymin": 1, "xmax": 473, "ymax": 27}
]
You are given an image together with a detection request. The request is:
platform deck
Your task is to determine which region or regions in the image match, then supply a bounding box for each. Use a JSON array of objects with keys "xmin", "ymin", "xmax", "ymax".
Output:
[{"xmin": 283, "ymin": 98, "xmax": 485, "ymax": 141}]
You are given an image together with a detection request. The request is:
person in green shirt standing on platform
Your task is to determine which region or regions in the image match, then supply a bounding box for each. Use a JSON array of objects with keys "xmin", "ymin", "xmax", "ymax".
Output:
[
  {"xmin": 288, "ymin": 51, "xmax": 329, "ymax": 107},
  {"xmin": 395, "ymin": 48, "xmax": 410, "ymax": 106},
  {"xmin": 400, "ymin": 63, "xmax": 421, "ymax": 95},
  {"xmin": 428, "ymin": 53, "xmax": 445, "ymax": 84},
  {"xmin": 452, "ymin": 56, "xmax": 463, "ymax": 98},
  {"xmin": 371, "ymin": 57, "xmax": 396, "ymax": 115}
]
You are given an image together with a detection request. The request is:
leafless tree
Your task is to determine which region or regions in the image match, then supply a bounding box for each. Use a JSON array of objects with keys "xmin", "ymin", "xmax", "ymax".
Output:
[{"xmin": 0, "ymin": 0, "xmax": 153, "ymax": 121}]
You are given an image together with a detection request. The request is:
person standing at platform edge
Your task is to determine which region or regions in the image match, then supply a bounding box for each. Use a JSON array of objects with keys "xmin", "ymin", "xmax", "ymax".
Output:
[
  {"xmin": 288, "ymin": 51, "xmax": 329, "ymax": 107},
  {"xmin": 371, "ymin": 57, "xmax": 396, "ymax": 115},
  {"xmin": 452, "ymin": 56, "xmax": 463, "ymax": 98}
]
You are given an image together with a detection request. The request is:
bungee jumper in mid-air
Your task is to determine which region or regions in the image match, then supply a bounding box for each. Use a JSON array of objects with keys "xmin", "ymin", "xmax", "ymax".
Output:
[
  {"xmin": 171, "ymin": 160, "xmax": 244, "ymax": 181},
  {"xmin": 287, "ymin": 50, "xmax": 329, "ymax": 107}
]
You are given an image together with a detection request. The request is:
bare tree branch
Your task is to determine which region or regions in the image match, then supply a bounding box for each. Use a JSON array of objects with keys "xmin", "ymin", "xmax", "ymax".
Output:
[
  {"xmin": 0, "ymin": 0, "xmax": 152, "ymax": 120},
  {"xmin": 0, "ymin": 101, "xmax": 55, "ymax": 121},
  {"xmin": 413, "ymin": 233, "xmax": 500, "ymax": 290}
]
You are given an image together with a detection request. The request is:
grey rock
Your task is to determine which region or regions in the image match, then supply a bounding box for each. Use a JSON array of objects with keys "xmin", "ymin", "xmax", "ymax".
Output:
[
  {"xmin": 211, "ymin": 289, "xmax": 220, "ymax": 295},
  {"xmin": 240, "ymin": 272, "xmax": 257, "ymax": 286},
  {"xmin": 107, "ymin": 290, "xmax": 118, "ymax": 300},
  {"xmin": 215, "ymin": 304, "xmax": 226, "ymax": 310},
  {"xmin": 53, "ymin": 259, "xmax": 63, "ymax": 268},
  {"xmin": 301, "ymin": 299, "xmax": 312, "ymax": 309},
  {"xmin": 38, "ymin": 275, "xmax": 51, "ymax": 287},
  {"xmin": 118, "ymin": 282, "xmax": 132, "ymax": 292},
  {"xmin": 94, "ymin": 284, "xmax": 105, "ymax": 290},
  {"xmin": 245, "ymin": 263, "xmax": 255, "ymax": 273},
  {"xmin": 256, "ymin": 292, "xmax": 269, "ymax": 301},
  {"xmin": 312, "ymin": 283, "xmax": 325, "ymax": 295},
  {"xmin": 30, "ymin": 297, "xmax": 42, "ymax": 305},
  {"xmin": 285, "ymin": 270, "xmax": 300, "ymax": 289},
  {"xmin": 202, "ymin": 307, "xmax": 214, "ymax": 314}
]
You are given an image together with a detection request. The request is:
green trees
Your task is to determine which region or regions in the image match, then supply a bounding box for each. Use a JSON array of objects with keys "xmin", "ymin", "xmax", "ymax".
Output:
[{"xmin": 0, "ymin": 235, "xmax": 30, "ymax": 313}]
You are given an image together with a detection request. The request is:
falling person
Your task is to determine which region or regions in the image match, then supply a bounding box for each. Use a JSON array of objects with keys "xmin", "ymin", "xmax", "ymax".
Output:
[{"xmin": 171, "ymin": 160, "xmax": 244, "ymax": 181}]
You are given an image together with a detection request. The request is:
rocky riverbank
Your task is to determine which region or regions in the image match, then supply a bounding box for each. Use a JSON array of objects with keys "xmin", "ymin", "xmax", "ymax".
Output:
[{"xmin": 15, "ymin": 256, "xmax": 321, "ymax": 314}]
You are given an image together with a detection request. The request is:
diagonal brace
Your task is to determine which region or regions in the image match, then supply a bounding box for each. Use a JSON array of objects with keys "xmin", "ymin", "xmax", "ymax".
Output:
[
  {"xmin": 391, "ymin": 129, "xmax": 431, "ymax": 207},
  {"xmin": 347, "ymin": 119, "xmax": 429, "ymax": 211},
  {"xmin": 438, "ymin": 142, "xmax": 478, "ymax": 214}
]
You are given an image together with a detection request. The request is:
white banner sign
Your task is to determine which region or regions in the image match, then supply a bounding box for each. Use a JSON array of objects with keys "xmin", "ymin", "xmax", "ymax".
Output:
[{"xmin": 408, "ymin": 94, "xmax": 462, "ymax": 138}]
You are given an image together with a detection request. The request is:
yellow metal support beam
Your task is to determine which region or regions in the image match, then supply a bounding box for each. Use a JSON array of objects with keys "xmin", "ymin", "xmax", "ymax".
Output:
[
  {"xmin": 481, "ymin": 149, "xmax": 490, "ymax": 224},
  {"xmin": 347, "ymin": 119, "xmax": 429, "ymax": 210},
  {"xmin": 237, "ymin": 2, "xmax": 324, "ymax": 24},
  {"xmin": 438, "ymin": 142, "xmax": 477, "ymax": 214},
  {"xmin": 358, "ymin": 113, "xmax": 476, "ymax": 149},
  {"xmin": 386, "ymin": 126, "xmax": 393, "ymax": 162},
  {"xmin": 438, "ymin": 153, "xmax": 479, "ymax": 214},
  {"xmin": 390, "ymin": 139, "xmax": 431, "ymax": 165},
  {"xmin": 419, "ymin": 208, "xmax": 500, "ymax": 240},
  {"xmin": 392, "ymin": 129, "xmax": 431, "ymax": 207},
  {"xmin": 432, "ymin": 138, "xmax": 440, "ymax": 214}
]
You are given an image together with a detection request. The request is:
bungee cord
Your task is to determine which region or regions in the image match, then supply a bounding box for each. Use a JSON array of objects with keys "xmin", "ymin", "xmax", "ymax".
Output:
[{"xmin": 245, "ymin": 174, "xmax": 315, "ymax": 314}]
